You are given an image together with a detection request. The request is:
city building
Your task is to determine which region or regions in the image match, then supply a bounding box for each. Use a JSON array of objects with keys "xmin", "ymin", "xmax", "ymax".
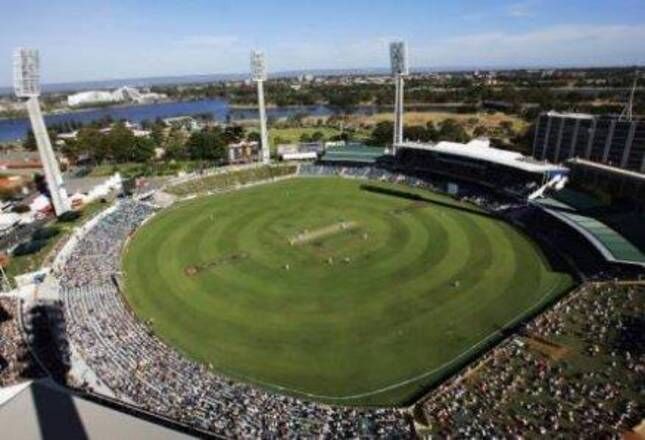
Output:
[
  {"xmin": 67, "ymin": 87, "xmax": 166, "ymax": 107},
  {"xmin": 532, "ymin": 111, "xmax": 645, "ymax": 173},
  {"xmin": 227, "ymin": 140, "xmax": 260, "ymax": 164}
]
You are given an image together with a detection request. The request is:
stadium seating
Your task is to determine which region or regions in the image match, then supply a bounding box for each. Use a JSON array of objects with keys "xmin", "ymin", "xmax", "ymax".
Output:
[
  {"xmin": 13, "ymin": 162, "xmax": 636, "ymax": 438},
  {"xmin": 52, "ymin": 199, "xmax": 411, "ymax": 438},
  {"xmin": 166, "ymin": 164, "xmax": 297, "ymax": 197}
]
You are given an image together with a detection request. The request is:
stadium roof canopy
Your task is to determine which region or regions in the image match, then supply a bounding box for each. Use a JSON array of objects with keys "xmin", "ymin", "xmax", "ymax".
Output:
[
  {"xmin": 537, "ymin": 197, "xmax": 645, "ymax": 267},
  {"xmin": 398, "ymin": 139, "xmax": 568, "ymax": 174},
  {"xmin": 544, "ymin": 110, "xmax": 645, "ymax": 122},
  {"xmin": 545, "ymin": 110, "xmax": 596, "ymax": 120},
  {"xmin": 0, "ymin": 380, "xmax": 195, "ymax": 439},
  {"xmin": 567, "ymin": 158, "xmax": 645, "ymax": 182},
  {"xmin": 320, "ymin": 145, "xmax": 385, "ymax": 164}
]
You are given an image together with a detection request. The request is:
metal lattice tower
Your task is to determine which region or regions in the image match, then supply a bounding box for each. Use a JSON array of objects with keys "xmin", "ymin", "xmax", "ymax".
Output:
[
  {"xmin": 13, "ymin": 48, "xmax": 70, "ymax": 216},
  {"xmin": 251, "ymin": 50, "xmax": 270, "ymax": 164},
  {"xmin": 390, "ymin": 41, "xmax": 408, "ymax": 152}
]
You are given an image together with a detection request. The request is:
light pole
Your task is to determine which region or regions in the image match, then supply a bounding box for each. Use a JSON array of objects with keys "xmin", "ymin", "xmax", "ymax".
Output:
[
  {"xmin": 390, "ymin": 41, "xmax": 409, "ymax": 153},
  {"xmin": 13, "ymin": 48, "xmax": 70, "ymax": 216},
  {"xmin": 251, "ymin": 50, "xmax": 270, "ymax": 164}
]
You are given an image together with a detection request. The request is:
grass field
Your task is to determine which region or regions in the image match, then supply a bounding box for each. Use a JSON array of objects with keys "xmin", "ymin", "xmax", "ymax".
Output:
[
  {"xmin": 122, "ymin": 177, "xmax": 574, "ymax": 406},
  {"xmin": 247, "ymin": 127, "xmax": 350, "ymax": 150}
]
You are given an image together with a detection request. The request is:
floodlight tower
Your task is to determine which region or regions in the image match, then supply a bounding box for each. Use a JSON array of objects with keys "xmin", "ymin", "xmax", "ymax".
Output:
[
  {"xmin": 13, "ymin": 48, "xmax": 70, "ymax": 216},
  {"xmin": 619, "ymin": 70, "xmax": 639, "ymax": 122},
  {"xmin": 390, "ymin": 41, "xmax": 409, "ymax": 153},
  {"xmin": 251, "ymin": 50, "xmax": 270, "ymax": 164}
]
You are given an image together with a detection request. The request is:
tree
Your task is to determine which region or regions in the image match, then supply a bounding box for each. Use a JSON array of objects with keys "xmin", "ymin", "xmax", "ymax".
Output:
[
  {"xmin": 425, "ymin": 121, "xmax": 439, "ymax": 141},
  {"xmin": 438, "ymin": 119, "xmax": 469, "ymax": 143},
  {"xmin": 23, "ymin": 129, "xmax": 37, "ymax": 151},
  {"xmin": 404, "ymin": 125, "xmax": 433, "ymax": 142},
  {"xmin": 150, "ymin": 123, "xmax": 165, "ymax": 146},
  {"xmin": 75, "ymin": 127, "xmax": 107, "ymax": 163},
  {"xmin": 326, "ymin": 89, "xmax": 361, "ymax": 114},
  {"xmin": 186, "ymin": 128, "xmax": 226, "ymax": 161},
  {"xmin": 223, "ymin": 125, "xmax": 244, "ymax": 144},
  {"xmin": 130, "ymin": 137, "xmax": 156, "ymax": 163},
  {"xmin": 105, "ymin": 122, "xmax": 137, "ymax": 163},
  {"xmin": 367, "ymin": 121, "xmax": 394, "ymax": 146},
  {"xmin": 164, "ymin": 128, "xmax": 189, "ymax": 161},
  {"xmin": 310, "ymin": 131, "xmax": 325, "ymax": 142},
  {"xmin": 247, "ymin": 131, "xmax": 261, "ymax": 143},
  {"xmin": 473, "ymin": 125, "xmax": 488, "ymax": 137}
]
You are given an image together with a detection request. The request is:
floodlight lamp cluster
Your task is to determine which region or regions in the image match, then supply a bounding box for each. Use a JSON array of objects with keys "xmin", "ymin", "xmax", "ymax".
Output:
[
  {"xmin": 250, "ymin": 50, "xmax": 267, "ymax": 81},
  {"xmin": 389, "ymin": 41, "xmax": 409, "ymax": 77},
  {"xmin": 13, "ymin": 48, "xmax": 40, "ymax": 98}
]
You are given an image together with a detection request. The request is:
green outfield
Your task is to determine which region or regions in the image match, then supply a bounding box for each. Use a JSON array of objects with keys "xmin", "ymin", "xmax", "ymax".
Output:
[{"xmin": 122, "ymin": 177, "xmax": 574, "ymax": 406}]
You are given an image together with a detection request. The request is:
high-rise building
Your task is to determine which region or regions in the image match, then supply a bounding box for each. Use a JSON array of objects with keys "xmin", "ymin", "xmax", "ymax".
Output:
[{"xmin": 532, "ymin": 111, "xmax": 645, "ymax": 173}]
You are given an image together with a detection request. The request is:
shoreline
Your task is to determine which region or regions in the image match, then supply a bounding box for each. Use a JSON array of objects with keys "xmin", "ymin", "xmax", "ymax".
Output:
[
  {"xmin": 0, "ymin": 99, "xmax": 473, "ymax": 122},
  {"xmin": 0, "ymin": 98, "xmax": 219, "ymax": 121}
]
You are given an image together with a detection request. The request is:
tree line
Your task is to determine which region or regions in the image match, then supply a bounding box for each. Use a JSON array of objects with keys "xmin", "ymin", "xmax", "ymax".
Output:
[{"xmin": 58, "ymin": 122, "xmax": 251, "ymax": 166}]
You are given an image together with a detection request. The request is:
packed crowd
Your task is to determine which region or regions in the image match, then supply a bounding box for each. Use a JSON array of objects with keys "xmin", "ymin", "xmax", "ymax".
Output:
[
  {"xmin": 166, "ymin": 164, "xmax": 297, "ymax": 197},
  {"xmin": 0, "ymin": 298, "xmax": 42, "ymax": 386},
  {"xmin": 54, "ymin": 200, "xmax": 412, "ymax": 438},
  {"xmin": 299, "ymin": 163, "xmax": 516, "ymax": 212},
  {"xmin": 55, "ymin": 200, "xmax": 155, "ymax": 289},
  {"xmin": 298, "ymin": 163, "xmax": 440, "ymax": 192},
  {"xmin": 419, "ymin": 282, "xmax": 644, "ymax": 437},
  {"xmin": 15, "ymin": 163, "xmax": 638, "ymax": 438}
]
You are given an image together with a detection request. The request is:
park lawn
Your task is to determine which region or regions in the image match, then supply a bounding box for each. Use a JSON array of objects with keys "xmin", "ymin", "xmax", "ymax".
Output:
[
  {"xmin": 122, "ymin": 177, "xmax": 574, "ymax": 406},
  {"xmin": 350, "ymin": 111, "xmax": 528, "ymax": 132},
  {"xmin": 249, "ymin": 126, "xmax": 365, "ymax": 150}
]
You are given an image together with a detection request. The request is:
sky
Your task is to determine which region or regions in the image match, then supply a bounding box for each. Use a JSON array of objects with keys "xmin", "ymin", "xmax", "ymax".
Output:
[{"xmin": 1, "ymin": 0, "xmax": 644, "ymax": 85}]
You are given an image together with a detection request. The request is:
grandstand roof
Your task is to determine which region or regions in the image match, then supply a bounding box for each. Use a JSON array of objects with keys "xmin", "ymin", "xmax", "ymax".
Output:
[
  {"xmin": 537, "ymin": 197, "xmax": 645, "ymax": 267},
  {"xmin": 544, "ymin": 110, "xmax": 644, "ymax": 122},
  {"xmin": 320, "ymin": 145, "xmax": 385, "ymax": 164},
  {"xmin": 545, "ymin": 111, "xmax": 595, "ymax": 120},
  {"xmin": 567, "ymin": 158, "xmax": 645, "ymax": 181},
  {"xmin": 0, "ymin": 380, "xmax": 195, "ymax": 440},
  {"xmin": 398, "ymin": 139, "xmax": 568, "ymax": 174}
]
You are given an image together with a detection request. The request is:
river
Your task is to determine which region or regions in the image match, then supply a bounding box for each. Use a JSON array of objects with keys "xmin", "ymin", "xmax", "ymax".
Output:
[
  {"xmin": 0, "ymin": 99, "xmax": 377, "ymax": 142},
  {"xmin": 0, "ymin": 98, "xmax": 467, "ymax": 142}
]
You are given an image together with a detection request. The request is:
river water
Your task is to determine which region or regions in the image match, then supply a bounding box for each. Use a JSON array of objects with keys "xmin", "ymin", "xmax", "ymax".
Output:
[{"xmin": 0, "ymin": 99, "xmax": 381, "ymax": 142}]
